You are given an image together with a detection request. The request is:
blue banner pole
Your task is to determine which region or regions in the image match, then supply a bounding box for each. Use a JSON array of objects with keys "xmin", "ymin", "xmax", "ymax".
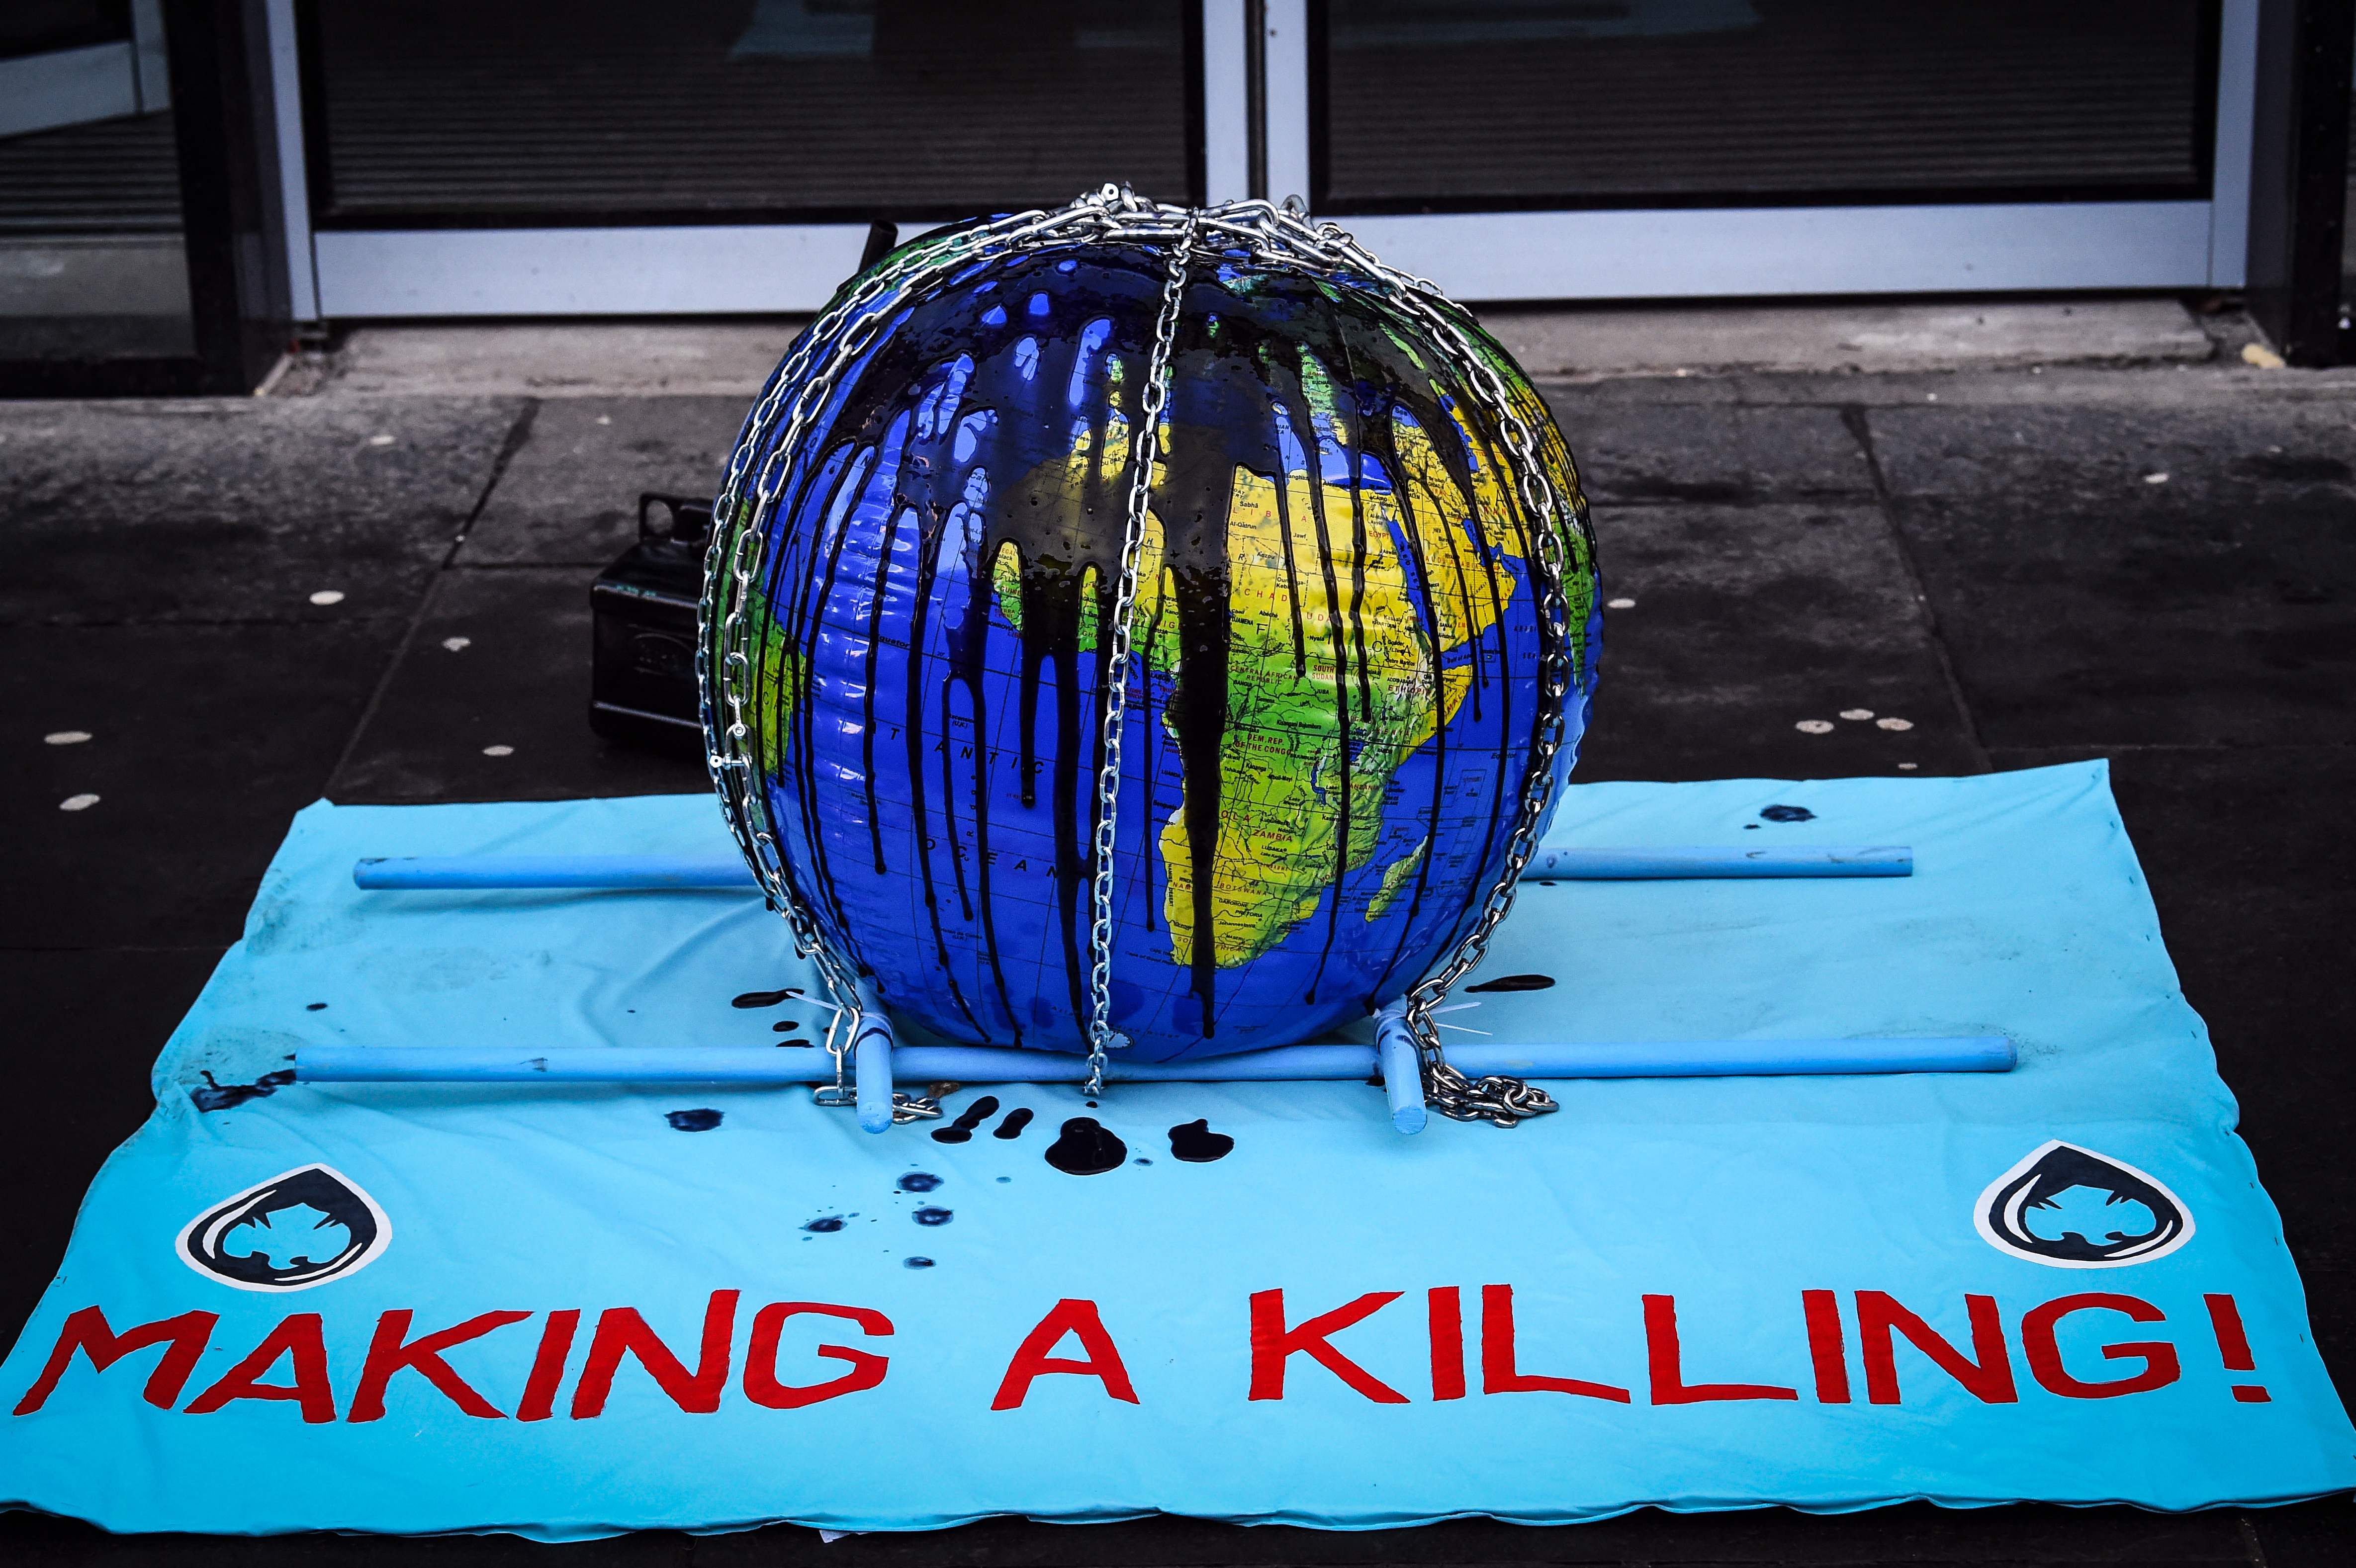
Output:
[
  {"xmin": 296, "ymin": 1035, "xmax": 2013, "ymax": 1086},
  {"xmin": 352, "ymin": 846, "xmax": 1913, "ymax": 891}
]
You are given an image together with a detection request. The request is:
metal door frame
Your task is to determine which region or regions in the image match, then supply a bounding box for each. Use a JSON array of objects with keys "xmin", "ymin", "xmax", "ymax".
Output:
[
  {"xmin": 1263, "ymin": 0, "xmax": 2259, "ymax": 299},
  {"xmin": 276, "ymin": 0, "xmax": 1252, "ymax": 321},
  {"xmin": 0, "ymin": 0, "xmax": 172, "ymax": 140},
  {"xmin": 272, "ymin": 0, "xmax": 2259, "ymax": 321}
]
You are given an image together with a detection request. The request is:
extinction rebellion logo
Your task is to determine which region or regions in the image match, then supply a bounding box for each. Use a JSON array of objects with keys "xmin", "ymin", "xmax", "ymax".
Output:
[
  {"xmin": 1975, "ymin": 1141, "xmax": 2193, "ymax": 1268},
  {"xmin": 176, "ymin": 1165, "xmax": 390, "ymax": 1291}
]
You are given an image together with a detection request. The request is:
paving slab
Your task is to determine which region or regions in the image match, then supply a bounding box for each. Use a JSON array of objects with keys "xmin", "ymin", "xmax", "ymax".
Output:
[
  {"xmin": 2246, "ymin": 1499, "xmax": 2356, "ymax": 1568},
  {"xmin": 0, "ymin": 947, "xmax": 224, "ymax": 1354},
  {"xmin": 1548, "ymin": 394, "xmax": 1872, "ymax": 504},
  {"xmin": 7, "ymin": 332, "xmax": 2354, "ymax": 1565},
  {"xmin": 698, "ymin": 1504, "xmax": 2255, "ymax": 1568},
  {"xmin": 1993, "ymin": 743, "xmax": 2356, "ymax": 1391},
  {"xmin": 317, "ymin": 322, "xmax": 806, "ymax": 400},
  {"xmin": 0, "ymin": 397, "xmax": 526, "ymax": 625},
  {"xmin": 459, "ymin": 395, "xmax": 747, "ymax": 566},
  {"xmin": 1572, "ymin": 503, "xmax": 1981, "ymax": 782},
  {"xmin": 1536, "ymin": 362, "xmax": 2356, "ymax": 411},
  {"xmin": 1869, "ymin": 402, "xmax": 2356, "ymax": 749},
  {"xmin": 328, "ymin": 567, "xmax": 710, "ymax": 804},
  {"xmin": 0, "ymin": 1506, "xmax": 2278, "ymax": 1568},
  {"xmin": 306, "ymin": 303, "xmax": 2213, "ymax": 403},
  {"xmin": 0, "ymin": 1513, "xmax": 695, "ymax": 1566},
  {"xmin": 1484, "ymin": 298, "xmax": 2213, "ymax": 380},
  {"xmin": 0, "ymin": 621, "xmax": 404, "ymax": 950}
]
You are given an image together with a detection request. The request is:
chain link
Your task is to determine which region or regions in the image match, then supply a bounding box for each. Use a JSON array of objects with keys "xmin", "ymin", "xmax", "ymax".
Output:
[
  {"xmin": 1225, "ymin": 204, "xmax": 1588, "ymax": 1128},
  {"xmin": 1083, "ymin": 208, "xmax": 1199, "ymax": 1099},
  {"xmin": 701, "ymin": 186, "xmax": 1589, "ymax": 1126}
]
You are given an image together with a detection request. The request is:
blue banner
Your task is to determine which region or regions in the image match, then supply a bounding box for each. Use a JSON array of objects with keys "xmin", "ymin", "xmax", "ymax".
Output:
[{"xmin": 1, "ymin": 763, "xmax": 2347, "ymax": 1538}]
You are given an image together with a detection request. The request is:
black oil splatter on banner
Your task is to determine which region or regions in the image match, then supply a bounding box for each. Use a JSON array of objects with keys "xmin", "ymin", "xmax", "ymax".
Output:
[
  {"xmin": 1168, "ymin": 1119, "xmax": 1235, "ymax": 1163},
  {"xmin": 1046, "ymin": 1117, "xmax": 1126, "ymax": 1175},
  {"xmin": 1464, "ymin": 973, "xmax": 1554, "ymax": 994},
  {"xmin": 931, "ymin": 1095, "xmax": 1001, "ymax": 1143},
  {"xmin": 191, "ymin": 1069, "xmax": 295, "ymax": 1113}
]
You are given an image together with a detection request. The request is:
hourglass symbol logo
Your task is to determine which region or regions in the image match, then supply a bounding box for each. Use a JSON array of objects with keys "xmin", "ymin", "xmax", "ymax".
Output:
[
  {"xmin": 1975, "ymin": 1141, "xmax": 2192, "ymax": 1268},
  {"xmin": 177, "ymin": 1165, "xmax": 390, "ymax": 1291}
]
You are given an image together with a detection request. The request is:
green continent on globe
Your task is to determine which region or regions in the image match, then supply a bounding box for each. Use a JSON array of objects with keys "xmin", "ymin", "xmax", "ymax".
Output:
[{"xmin": 992, "ymin": 356, "xmax": 1584, "ymax": 972}]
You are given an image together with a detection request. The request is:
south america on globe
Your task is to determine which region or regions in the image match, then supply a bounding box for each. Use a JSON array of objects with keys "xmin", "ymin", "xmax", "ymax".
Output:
[{"xmin": 705, "ymin": 193, "xmax": 1599, "ymax": 1063}]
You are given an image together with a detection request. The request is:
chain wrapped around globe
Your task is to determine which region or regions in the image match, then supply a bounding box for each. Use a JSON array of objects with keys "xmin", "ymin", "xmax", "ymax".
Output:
[{"xmin": 700, "ymin": 187, "xmax": 1600, "ymax": 1128}]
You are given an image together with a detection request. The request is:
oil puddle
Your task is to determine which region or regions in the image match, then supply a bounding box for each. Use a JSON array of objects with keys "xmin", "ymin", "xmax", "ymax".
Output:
[
  {"xmin": 1045, "ymin": 1117, "xmax": 1126, "ymax": 1175},
  {"xmin": 1168, "ymin": 1119, "xmax": 1234, "ymax": 1163},
  {"xmin": 931, "ymin": 1095, "xmax": 1001, "ymax": 1143}
]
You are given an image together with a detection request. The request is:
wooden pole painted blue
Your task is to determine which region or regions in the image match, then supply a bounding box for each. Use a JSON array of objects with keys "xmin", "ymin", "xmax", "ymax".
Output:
[
  {"xmin": 353, "ymin": 846, "xmax": 1913, "ymax": 891},
  {"xmin": 353, "ymin": 855, "xmax": 749, "ymax": 890},
  {"xmin": 296, "ymin": 1035, "xmax": 2014, "ymax": 1086},
  {"xmin": 851, "ymin": 983, "xmax": 896, "ymax": 1134},
  {"xmin": 1372, "ymin": 1008, "xmax": 1428, "ymax": 1133},
  {"xmin": 1526, "ymin": 846, "xmax": 1911, "ymax": 879}
]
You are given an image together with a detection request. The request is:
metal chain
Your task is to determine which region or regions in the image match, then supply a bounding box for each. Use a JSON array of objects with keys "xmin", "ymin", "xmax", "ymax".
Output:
[
  {"xmin": 1197, "ymin": 202, "xmax": 1588, "ymax": 1127},
  {"xmin": 1309, "ymin": 232, "xmax": 1583, "ymax": 1127},
  {"xmin": 1083, "ymin": 208, "xmax": 1198, "ymax": 1099},
  {"xmin": 701, "ymin": 186, "xmax": 1587, "ymax": 1127}
]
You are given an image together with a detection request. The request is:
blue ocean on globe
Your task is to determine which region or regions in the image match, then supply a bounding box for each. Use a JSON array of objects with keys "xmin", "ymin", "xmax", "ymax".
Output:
[{"xmin": 714, "ymin": 222, "xmax": 1599, "ymax": 1061}]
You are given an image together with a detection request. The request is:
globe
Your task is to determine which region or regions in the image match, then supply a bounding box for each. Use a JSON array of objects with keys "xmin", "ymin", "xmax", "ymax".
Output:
[{"xmin": 707, "ymin": 197, "xmax": 1599, "ymax": 1063}]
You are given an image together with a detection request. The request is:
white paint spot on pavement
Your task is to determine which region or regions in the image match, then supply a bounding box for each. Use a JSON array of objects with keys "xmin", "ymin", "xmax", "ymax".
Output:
[
  {"xmin": 44, "ymin": 730, "xmax": 91, "ymax": 746},
  {"xmin": 442, "ymin": 636, "xmax": 472, "ymax": 652},
  {"xmin": 1898, "ymin": 763, "xmax": 1919, "ymax": 771},
  {"xmin": 2143, "ymin": 472, "xmax": 2170, "ymax": 485},
  {"xmin": 309, "ymin": 590, "xmax": 345, "ymax": 606},
  {"xmin": 1876, "ymin": 717, "xmax": 1914, "ymax": 731},
  {"xmin": 482, "ymin": 744, "xmax": 515, "ymax": 757},
  {"xmin": 1606, "ymin": 597, "xmax": 1635, "ymax": 610},
  {"xmin": 60, "ymin": 793, "xmax": 99, "ymax": 811},
  {"xmin": 596, "ymin": 415, "xmax": 613, "ymax": 426},
  {"xmin": 367, "ymin": 434, "xmax": 396, "ymax": 447},
  {"xmin": 1839, "ymin": 708, "xmax": 1874, "ymax": 721},
  {"xmin": 1795, "ymin": 719, "xmax": 1835, "ymax": 735}
]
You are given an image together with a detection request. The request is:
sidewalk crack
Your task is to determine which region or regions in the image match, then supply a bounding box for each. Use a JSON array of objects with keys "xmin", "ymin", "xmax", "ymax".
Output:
[{"xmin": 1841, "ymin": 403, "xmax": 1993, "ymax": 774}]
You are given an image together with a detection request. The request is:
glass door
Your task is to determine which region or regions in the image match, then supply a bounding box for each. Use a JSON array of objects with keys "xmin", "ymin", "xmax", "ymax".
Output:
[
  {"xmin": 268, "ymin": 0, "xmax": 2263, "ymax": 318},
  {"xmin": 294, "ymin": 0, "xmax": 1213, "ymax": 317},
  {"xmin": 1281, "ymin": 0, "xmax": 2258, "ymax": 299},
  {"xmin": 0, "ymin": 1, "xmax": 193, "ymax": 368}
]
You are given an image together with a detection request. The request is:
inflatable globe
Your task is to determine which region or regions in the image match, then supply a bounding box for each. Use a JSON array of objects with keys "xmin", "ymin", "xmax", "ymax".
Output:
[{"xmin": 703, "ymin": 192, "xmax": 1599, "ymax": 1063}]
